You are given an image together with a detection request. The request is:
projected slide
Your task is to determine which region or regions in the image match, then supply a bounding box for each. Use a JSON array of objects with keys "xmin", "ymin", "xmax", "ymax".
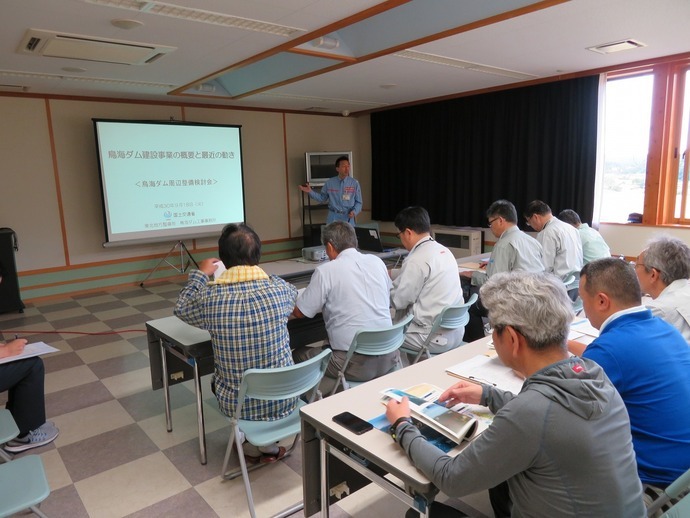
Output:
[{"xmin": 93, "ymin": 120, "xmax": 245, "ymax": 245}]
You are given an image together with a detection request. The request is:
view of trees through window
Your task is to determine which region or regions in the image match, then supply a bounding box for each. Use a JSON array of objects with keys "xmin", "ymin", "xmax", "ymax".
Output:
[{"xmin": 600, "ymin": 74, "xmax": 653, "ymax": 223}]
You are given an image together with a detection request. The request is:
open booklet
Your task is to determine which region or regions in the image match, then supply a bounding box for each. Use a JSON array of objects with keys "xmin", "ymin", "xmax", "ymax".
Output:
[{"xmin": 381, "ymin": 383, "xmax": 487, "ymax": 444}]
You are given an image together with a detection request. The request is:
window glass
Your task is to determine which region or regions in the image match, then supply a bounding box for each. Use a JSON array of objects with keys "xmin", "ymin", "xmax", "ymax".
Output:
[
  {"xmin": 675, "ymin": 70, "xmax": 690, "ymax": 219},
  {"xmin": 600, "ymin": 74, "xmax": 654, "ymax": 223}
]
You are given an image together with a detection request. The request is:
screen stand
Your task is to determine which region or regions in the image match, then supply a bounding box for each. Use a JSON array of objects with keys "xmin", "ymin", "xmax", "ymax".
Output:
[{"xmin": 140, "ymin": 241, "xmax": 199, "ymax": 287}]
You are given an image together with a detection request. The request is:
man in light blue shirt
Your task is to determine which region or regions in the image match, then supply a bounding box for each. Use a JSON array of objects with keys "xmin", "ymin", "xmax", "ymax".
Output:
[
  {"xmin": 299, "ymin": 155, "xmax": 362, "ymax": 224},
  {"xmin": 558, "ymin": 209, "xmax": 610, "ymax": 264}
]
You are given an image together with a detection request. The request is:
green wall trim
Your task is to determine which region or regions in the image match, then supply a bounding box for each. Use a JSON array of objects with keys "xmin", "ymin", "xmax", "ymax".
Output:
[{"xmin": 19, "ymin": 238, "xmax": 303, "ymax": 301}]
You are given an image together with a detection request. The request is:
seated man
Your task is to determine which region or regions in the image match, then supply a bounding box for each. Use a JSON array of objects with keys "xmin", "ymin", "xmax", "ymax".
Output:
[
  {"xmin": 293, "ymin": 221, "xmax": 395, "ymax": 394},
  {"xmin": 386, "ymin": 271, "xmax": 644, "ymax": 517},
  {"xmin": 174, "ymin": 223, "xmax": 297, "ymax": 462},
  {"xmin": 524, "ymin": 200, "xmax": 583, "ymax": 287},
  {"xmin": 570, "ymin": 258, "xmax": 690, "ymax": 491},
  {"xmin": 1, "ymin": 338, "xmax": 59, "ymax": 453},
  {"xmin": 390, "ymin": 206, "xmax": 464, "ymax": 359},
  {"xmin": 558, "ymin": 209, "xmax": 611, "ymax": 264},
  {"xmin": 635, "ymin": 236, "xmax": 690, "ymax": 344},
  {"xmin": 461, "ymin": 199, "xmax": 544, "ymax": 342}
]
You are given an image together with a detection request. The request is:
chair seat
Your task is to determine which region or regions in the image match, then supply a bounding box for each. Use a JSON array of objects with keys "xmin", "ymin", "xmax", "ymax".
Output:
[
  {"xmin": 237, "ymin": 399, "xmax": 306, "ymax": 448},
  {"xmin": 0, "ymin": 455, "xmax": 50, "ymax": 517}
]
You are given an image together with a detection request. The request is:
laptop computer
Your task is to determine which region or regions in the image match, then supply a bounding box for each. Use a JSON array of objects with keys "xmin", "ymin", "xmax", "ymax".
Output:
[{"xmin": 354, "ymin": 226, "xmax": 384, "ymax": 253}]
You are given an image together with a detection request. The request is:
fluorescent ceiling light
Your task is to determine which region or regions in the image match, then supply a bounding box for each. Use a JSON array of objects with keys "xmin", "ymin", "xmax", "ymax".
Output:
[
  {"xmin": 81, "ymin": 0, "xmax": 305, "ymax": 37},
  {"xmin": 0, "ymin": 69, "xmax": 175, "ymax": 88},
  {"xmin": 394, "ymin": 50, "xmax": 537, "ymax": 80}
]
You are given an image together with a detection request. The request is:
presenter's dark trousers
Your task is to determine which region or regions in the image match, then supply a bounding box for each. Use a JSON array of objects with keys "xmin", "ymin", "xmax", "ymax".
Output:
[{"xmin": 0, "ymin": 357, "xmax": 46, "ymax": 436}]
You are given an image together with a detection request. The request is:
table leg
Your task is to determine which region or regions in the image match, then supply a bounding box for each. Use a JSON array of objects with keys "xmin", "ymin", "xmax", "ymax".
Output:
[
  {"xmin": 320, "ymin": 436, "xmax": 330, "ymax": 517},
  {"xmin": 160, "ymin": 339, "xmax": 173, "ymax": 432},
  {"xmin": 193, "ymin": 359, "xmax": 207, "ymax": 465}
]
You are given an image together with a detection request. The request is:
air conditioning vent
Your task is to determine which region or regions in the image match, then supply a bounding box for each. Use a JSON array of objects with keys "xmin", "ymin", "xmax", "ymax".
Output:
[
  {"xmin": 587, "ymin": 39, "xmax": 647, "ymax": 55},
  {"xmin": 17, "ymin": 29, "xmax": 176, "ymax": 65}
]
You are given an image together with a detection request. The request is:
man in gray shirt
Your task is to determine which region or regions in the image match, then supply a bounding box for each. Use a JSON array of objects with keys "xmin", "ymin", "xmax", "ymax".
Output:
[
  {"xmin": 462, "ymin": 199, "xmax": 544, "ymax": 341},
  {"xmin": 386, "ymin": 271, "xmax": 644, "ymax": 518},
  {"xmin": 524, "ymin": 200, "xmax": 583, "ymax": 282}
]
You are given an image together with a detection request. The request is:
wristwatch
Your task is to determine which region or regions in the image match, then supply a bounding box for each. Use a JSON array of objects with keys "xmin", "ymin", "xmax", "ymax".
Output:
[{"xmin": 389, "ymin": 416, "xmax": 414, "ymax": 441}]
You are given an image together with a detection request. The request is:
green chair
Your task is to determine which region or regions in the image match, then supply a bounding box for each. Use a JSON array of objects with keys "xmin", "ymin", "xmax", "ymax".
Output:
[
  {"xmin": 221, "ymin": 349, "xmax": 331, "ymax": 518},
  {"xmin": 329, "ymin": 314, "xmax": 413, "ymax": 396},
  {"xmin": 400, "ymin": 294, "xmax": 478, "ymax": 365},
  {"xmin": 0, "ymin": 409, "xmax": 19, "ymax": 462},
  {"xmin": 0, "ymin": 410, "xmax": 51, "ymax": 518},
  {"xmin": 647, "ymin": 467, "xmax": 690, "ymax": 517}
]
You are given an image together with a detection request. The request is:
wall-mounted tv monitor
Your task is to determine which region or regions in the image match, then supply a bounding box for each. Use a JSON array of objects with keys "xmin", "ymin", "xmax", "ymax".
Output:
[
  {"xmin": 93, "ymin": 119, "xmax": 245, "ymax": 246},
  {"xmin": 305, "ymin": 151, "xmax": 352, "ymax": 186}
]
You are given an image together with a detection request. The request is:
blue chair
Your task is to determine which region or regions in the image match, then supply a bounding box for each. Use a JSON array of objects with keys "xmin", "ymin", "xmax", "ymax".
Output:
[
  {"xmin": 329, "ymin": 314, "xmax": 413, "ymax": 396},
  {"xmin": 647, "ymin": 467, "xmax": 690, "ymax": 517},
  {"xmin": 221, "ymin": 349, "xmax": 331, "ymax": 518},
  {"xmin": 0, "ymin": 410, "xmax": 51, "ymax": 518},
  {"xmin": 400, "ymin": 294, "xmax": 478, "ymax": 364}
]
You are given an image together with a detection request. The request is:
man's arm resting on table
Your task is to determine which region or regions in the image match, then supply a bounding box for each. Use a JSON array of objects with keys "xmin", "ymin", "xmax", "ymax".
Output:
[{"xmin": 567, "ymin": 339, "xmax": 587, "ymax": 356}]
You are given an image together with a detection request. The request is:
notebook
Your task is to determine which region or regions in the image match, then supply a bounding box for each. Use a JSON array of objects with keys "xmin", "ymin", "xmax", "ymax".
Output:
[{"xmin": 354, "ymin": 226, "xmax": 384, "ymax": 252}]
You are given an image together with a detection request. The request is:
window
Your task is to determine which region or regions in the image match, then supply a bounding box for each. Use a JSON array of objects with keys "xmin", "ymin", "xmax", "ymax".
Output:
[
  {"xmin": 674, "ymin": 68, "xmax": 690, "ymax": 220},
  {"xmin": 599, "ymin": 74, "xmax": 653, "ymax": 223},
  {"xmin": 598, "ymin": 56, "xmax": 690, "ymax": 226}
]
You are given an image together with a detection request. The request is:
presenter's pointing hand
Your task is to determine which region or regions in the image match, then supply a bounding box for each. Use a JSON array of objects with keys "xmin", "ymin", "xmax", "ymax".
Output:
[{"xmin": 298, "ymin": 183, "xmax": 312, "ymax": 193}]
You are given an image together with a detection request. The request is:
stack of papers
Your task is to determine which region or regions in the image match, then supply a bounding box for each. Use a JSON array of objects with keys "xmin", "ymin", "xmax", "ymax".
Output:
[
  {"xmin": 0, "ymin": 341, "xmax": 59, "ymax": 365},
  {"xmin": 446, "ymin": 355, "xmax": 525, "ymax": 394}
]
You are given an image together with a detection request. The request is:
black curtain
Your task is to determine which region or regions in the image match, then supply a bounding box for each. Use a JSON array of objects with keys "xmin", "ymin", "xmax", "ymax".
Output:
[{"xmin": 371, "ymin": 75, "xmax": 599, "ymax": 227}]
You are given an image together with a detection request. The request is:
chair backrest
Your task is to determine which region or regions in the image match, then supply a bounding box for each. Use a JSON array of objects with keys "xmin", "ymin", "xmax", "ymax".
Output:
[
  {"xmin": 236, "ymin": 349, "xmax": 332, "ymax": 408},
  {"xmin": 433, "ymin": 293, "xmax": 478, "ymax": 333},
  {"xmin": 662, "ymin": 493, "xmax": 690, "ymax": 518},
  {"xmin": 347, "ymin": 314, "xmax": 413, "ymax": 359},
  {"xmin": 647, "ymin": 466, "xmax": 690, "ymax": 516}
]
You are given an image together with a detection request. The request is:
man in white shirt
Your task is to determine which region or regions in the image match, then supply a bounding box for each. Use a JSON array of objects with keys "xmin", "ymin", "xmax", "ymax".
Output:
[
  {"xmin": 524, "ymin": 200, "xmax": 583, "ymax": 297},
  {"xmin": 293, "ymin": 221, "xmax": 396, "ymax": 393},
  {"xmin": 558, "ymin": 209, "xmax": 610, "ymax": 264},
  {"xmin": 390, "ymin": 206, "xmax": 464, "ymax": 359},
  {"xmin": 635, "ymin": 236, "xmax": 690, "ymax": 344}
]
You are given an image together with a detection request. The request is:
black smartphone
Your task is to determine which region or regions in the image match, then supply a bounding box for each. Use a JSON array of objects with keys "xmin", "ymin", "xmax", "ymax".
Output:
[{"xmin": 332, "ymin": 411, "xmax": 373, "ymax": 435}]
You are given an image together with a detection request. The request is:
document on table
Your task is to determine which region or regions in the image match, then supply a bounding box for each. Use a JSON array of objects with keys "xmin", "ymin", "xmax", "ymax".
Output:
[
  {"xmin": 0, "ymin": 341, "xmax": 59, "ymax": 365},
  {"xmin": 570, "ymin": 318, "xmax": 599, "ymax": 338},
  {"xmin": 446, "ymin": 354, "xmax": 525, "ymax": 394}
]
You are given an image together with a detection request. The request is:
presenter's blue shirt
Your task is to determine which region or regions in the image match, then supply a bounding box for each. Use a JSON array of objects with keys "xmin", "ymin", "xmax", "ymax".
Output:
[{"xmin": 308, "ymin": 175, "xmax": 362, "ymax": 223}]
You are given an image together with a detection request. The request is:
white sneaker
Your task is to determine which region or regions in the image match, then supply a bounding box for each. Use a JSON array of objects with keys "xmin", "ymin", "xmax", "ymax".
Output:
[{"xmin": 4, "ymin": 421, "xmax": 59, "ymax": 453}]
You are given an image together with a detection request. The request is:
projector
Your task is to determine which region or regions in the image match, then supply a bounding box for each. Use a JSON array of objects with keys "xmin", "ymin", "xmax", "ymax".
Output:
[{"xmin": 302, "ymin": 246, "xmax": 327, "ymax": 262}]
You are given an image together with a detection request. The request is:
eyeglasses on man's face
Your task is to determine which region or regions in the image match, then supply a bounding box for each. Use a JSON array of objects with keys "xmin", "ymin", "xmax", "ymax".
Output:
[{"xmin": 488, "ymin": 217, "xmax": 500, "ymax": 227}]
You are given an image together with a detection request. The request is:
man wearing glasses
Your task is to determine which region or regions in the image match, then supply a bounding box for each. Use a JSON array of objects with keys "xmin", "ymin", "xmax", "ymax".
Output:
[
  {"xmin": 462, "ymin": 199, "xmax": 544, "ymax": 342},
  {"xmin": 635, "ymin": 236, "xmax": 690, "ymax": 344}
]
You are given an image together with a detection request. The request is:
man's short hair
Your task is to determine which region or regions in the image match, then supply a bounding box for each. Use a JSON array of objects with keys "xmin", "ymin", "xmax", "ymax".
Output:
[
  {"xmin": 218, "ymin": 223, "xmax": 261, "ymax": 268},
  {"xmin": 487, "ymin": 199, "xmax": 518, "ymax": 223},
  {"xmin": 335, "ymin": 155, "xmax": 350, "ymax": 168},
  {"xmin": 642, "ymin": 236, "xmax": 690, "ymax": 285},
  {"xmin": 524, "ymin": 200, "xmax": 552, "ymax": 218},
  {"xmin": 394, "ymin": 206, "xmax": 431, "ymax": 234},
  {"xmin": 581, "ymin": 258, "xmax": 641, "ymax": 307},
  {"xmin": 558, "ymin": 209, "xmax": 582, "ymax": 227},
  {"xmin": 321, "ymin": 221, "xmax": 357, "ymax": 252},
  {"xmin": 480, "ymin": 271, "xmax": 573, "ymax": 351}
]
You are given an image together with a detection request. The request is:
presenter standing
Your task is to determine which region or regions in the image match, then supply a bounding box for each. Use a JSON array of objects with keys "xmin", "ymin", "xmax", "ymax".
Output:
[{"xmin": 299, "ymin": 155, "xmax": 362, "ymax": 224}]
